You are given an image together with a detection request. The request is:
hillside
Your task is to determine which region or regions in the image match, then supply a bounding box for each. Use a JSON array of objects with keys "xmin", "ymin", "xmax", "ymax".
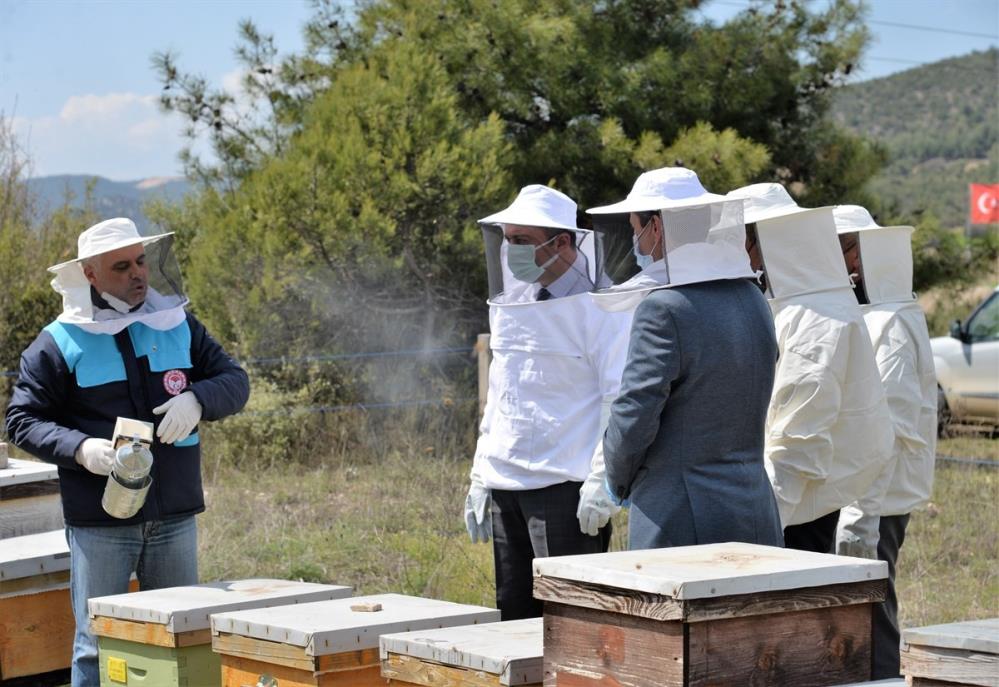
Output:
[
  {"xmin": 26, "ymin": 174, "xmax": 190, "ymax": 234},
  {"xmin": 830, "ymin": 48, "xmax": 998, "ymax": 228}
]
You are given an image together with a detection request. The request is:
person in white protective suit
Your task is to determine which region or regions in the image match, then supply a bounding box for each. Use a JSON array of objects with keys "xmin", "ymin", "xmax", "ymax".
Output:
[
  {"xmin": 726, "ymin": 183, "xmax": 893, "ymax": 553},
  {"xmin": 463, "ymin": 184, "xmax": 633, "ymax": 620},
  {"xmin": 589, "ymin": 168, "xmax": 783, "ymax": 550},
  {"xmin": 833, "ymin": 205, "xmax": 937, "ymax": 679}
]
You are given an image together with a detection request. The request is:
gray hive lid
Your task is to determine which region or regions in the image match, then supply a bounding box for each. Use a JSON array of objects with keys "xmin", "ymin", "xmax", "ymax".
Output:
[
  {"xmin": 212, "ymin": 593, "xmax": 501, "ymax": 656},
  {"xmin": 0, "ymin": 529, "xmax": 71, "ymax": 582},
  {"xmin": 0, "ymin": 458, "xmax": 59, "ymax": 488},
  {"xmin": 380, "ymin": 617, "xmax": 542, "ymax": 686},
  {"xmin": 903, "ymin": 618, "xmax": 999, "ymax": 655},
  {"xmin": 533, "ymin": 542, "xmax": 888, "ymax": 600},
  {"xmin": 88, "ymin": 579, "xmax": 353, "ymax": 633}
]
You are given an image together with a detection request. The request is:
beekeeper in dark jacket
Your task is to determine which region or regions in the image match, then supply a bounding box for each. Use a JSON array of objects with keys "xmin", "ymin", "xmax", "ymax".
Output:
[{"xmin": 5, "ymin": 217, "xmax": 249, "ymax": 687}]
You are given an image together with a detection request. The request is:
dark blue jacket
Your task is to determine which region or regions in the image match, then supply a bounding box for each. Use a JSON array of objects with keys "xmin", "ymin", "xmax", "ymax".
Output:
[
  {"xmin": 5, "ymin": 312, "xmax": 249, "ymax": 526},
  {"xmin": 604, "ymin": 280, "xmax": 784, "ymax": 550}
]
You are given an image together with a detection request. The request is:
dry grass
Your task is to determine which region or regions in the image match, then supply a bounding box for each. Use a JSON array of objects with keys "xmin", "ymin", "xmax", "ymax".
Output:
[
  {"xmin": 197, "ymin": 414, "xmax": 997, "ymax": 629},
  {"xmin": 897, "ymin": 438, "xmax": 999, "ymax": 627}
]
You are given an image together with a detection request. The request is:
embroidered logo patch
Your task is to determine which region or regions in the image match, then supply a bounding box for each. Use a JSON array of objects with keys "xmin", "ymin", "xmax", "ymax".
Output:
[{"xmin": 163, "ymin": 369, "xmax": 188, "ymax": 396}]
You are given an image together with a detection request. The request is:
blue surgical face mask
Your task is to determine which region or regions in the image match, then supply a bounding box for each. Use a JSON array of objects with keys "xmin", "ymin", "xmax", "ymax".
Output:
[
  {"xmin": 632, "ymin": 235, "xmax": 654, "ymax": 271},
  {"xmin": 506, "ymin": 236, "xmax": 559, "ymax": 283}
]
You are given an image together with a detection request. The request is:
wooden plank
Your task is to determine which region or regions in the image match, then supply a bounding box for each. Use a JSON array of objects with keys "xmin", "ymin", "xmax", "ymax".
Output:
[
  {"xmin": 686, "ymin": 603, "xmax": 872, "ymax": 687},
  {"xmin": 535, "ymin": 575, "xmax": 885, "ymax": 624},
  {"xmin": 534, "ymin": 575, "xmax": 683, "ymax": 622},
  {"xmin": 903, "ymin": 618, "xmax": 999, "ymax": 655},
  {"xmin": 685, "ymin": 579, "xmax": 886, "ymax": 623},
  {"xmin": 909, "ymin": 678, "xmax": 979, "ymax": 687},
  {"xmin": 382, "ymin": 652, "xmax": 507, "ymax": 686},
  {"xmin": 220, "ymin": 653, "xmax": 384, "ymax": 687},
  {"xmin": 90, "ymin": 616, "xmax": 211, "ymax": 648},
  {"xmin": 533, "ymin": 543, "xmax": 887, "ymax": 601},
  {"xmin": 0, "ymin": 586, "xmax": 74, "ymax": 679},
  {"xmin": 542, "ymin": 602, "xmax": 685, "ymax": 687},
  {"xmin": 0, "ymin": 570, "xmax": 69, "ymax": 598},
  {"xmin": 214, "ymin": 633, "xmax": 380, "ymax": 675},
  {"xmin": 901, "ymin": 642, "xmax": 998, "ymax": 687},
  {"xmin": 0, "ymin": 479, "xmax": 60, "ymax": 499},
  {"xmin": 214, "ymin": 631, "xmax": 317, "ymax": 672},
  {"xmin": 379, "ymin": 617, "xmax": 543, "ymax": 684}
]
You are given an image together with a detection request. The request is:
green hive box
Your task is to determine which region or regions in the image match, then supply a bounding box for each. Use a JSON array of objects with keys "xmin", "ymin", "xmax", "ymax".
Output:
[
  {"xmin": 89, "ymin": 578, "xmax": 352, "ymax": 687},
  {"xmin": 99, "ymin": 637, "xmax": 216, "ymax": 686}
]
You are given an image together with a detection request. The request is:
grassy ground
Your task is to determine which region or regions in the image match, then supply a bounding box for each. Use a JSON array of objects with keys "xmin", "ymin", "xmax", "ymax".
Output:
[
  {"xmin": 897, "ymin": 437, "xmax": 998, "ymax": 627},
  {"xmin": 197, "ymin": 430, "xmax": 998, "ymax": 629}
]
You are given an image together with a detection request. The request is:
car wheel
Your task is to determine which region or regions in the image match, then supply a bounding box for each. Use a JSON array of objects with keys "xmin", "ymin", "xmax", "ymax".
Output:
[{"xmin": 937, "ymin": 386, "xmax": 951, "ymax": 438}]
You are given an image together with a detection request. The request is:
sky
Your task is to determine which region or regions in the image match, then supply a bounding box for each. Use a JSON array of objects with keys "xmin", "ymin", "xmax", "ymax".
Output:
[{"xmin": 1, "ymin": 0, "xmax": 996, "ymax": 181}]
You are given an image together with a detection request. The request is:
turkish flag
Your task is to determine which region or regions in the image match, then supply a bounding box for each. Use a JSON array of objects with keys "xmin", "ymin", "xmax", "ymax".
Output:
[{"xmin": 970, "ymin": 184, "xmax": 999, "ymax": 224}]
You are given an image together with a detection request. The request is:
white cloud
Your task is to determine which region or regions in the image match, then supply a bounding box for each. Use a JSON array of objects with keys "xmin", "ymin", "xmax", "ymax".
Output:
[{"xmin": 11, "ymin": 92, "xmax": 200, "ymax": 180}]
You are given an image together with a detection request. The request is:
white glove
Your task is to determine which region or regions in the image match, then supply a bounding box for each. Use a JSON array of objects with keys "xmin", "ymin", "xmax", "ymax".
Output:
[
  {"xmin": 75, "ymin": 438, "xmax": 115, "ymax": 476},
  {"xmin": 577, "ymin": 400, "xmax": 620, "ymax": 536},
  {"xmin": 836, "ymin": 504, "xmax": 880, "ymax": 559},
  {"xmin": 464, "ymin": 472, "xmax": 492, "ymax": 544},
  {"xmin": 153, "ymin": 391, "xmax": 203, "ymax": 445}
]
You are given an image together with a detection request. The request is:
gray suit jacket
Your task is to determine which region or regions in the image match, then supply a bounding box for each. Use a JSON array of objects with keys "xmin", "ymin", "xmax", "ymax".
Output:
[{"xmin": 604, "ymin": 279, "xmax": 783, "ymax": 550}]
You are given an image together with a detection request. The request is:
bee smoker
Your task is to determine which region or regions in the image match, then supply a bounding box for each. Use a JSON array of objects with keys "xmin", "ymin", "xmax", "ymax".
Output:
[{"xmin": 101, "ymin": 437, "xmax": 153, "ymax": 519}]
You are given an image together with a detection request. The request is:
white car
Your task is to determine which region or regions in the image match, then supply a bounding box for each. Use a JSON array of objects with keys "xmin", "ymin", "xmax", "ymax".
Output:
[{"xmin": 931, "ymin": 286, "xmax": 999, "ymax": 435}]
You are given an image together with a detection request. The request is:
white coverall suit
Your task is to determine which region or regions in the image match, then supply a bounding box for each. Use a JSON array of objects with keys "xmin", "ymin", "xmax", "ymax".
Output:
[
  {"xmin": 834, "ymin": 207, "xmax": 937, "ymax": 679},
  {"xmin": 727, "ymin": 184, "xmax": 893, "ymax": 552}
]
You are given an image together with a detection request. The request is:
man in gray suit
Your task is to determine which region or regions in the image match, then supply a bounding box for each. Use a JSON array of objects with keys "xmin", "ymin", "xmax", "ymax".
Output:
[{"xmin": 589, "ymin": 168, "xmax": 783, "ymax": 550}]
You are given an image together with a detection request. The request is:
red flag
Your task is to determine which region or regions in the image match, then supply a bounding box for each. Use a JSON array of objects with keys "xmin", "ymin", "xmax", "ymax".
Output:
[{"xmin": 970, "ymin": 184, "xmax": 999, "ymax": 224}]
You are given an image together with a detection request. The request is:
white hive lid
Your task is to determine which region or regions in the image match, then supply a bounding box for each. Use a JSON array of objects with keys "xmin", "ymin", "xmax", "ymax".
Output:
[
  {"xmin": 0, "ymin": 457, "xmax": 59, "ymax": 488},
  {"xmin": 0, "ymin": 529, "xmax": 71, "ymax": 581},
  {"xmin": 88, "ymin": 579, "xmax": 353, "ymax": 633},
  {"xmin": 533, "ymin": 542, "xmax": 888, "ymax": 600},
  {"xmin": 212, "ymin": 593, "xmax": 501, "ymax": 656},
  {"xmin": 380, "ymin": 618, "xmax": 542, "ymax": 686},
  {"xmin": 903, "ymin": 618, "xmax": 999, "ymax": 655}
]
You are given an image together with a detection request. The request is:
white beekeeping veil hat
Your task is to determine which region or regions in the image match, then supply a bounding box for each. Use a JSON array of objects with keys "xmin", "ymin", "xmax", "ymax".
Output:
[
  {"xmin": 588, "ymin": 168, "xmax": 754, "ymax": 312},
  {"xmin": 48, "ymin": 217, "xmax": 189, "ymax": 333},
  {"xmin": 833, "ymin": 205, "xmax": 916, "ymax": 304},
  {"xmin": 727, "ymin": 183, "xmax": 848, "ymax": 300}
]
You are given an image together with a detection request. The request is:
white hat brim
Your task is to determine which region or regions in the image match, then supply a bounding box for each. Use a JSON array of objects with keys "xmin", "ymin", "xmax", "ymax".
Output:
[
  {"xmin": 478, "ymin": 208, "xmax": 584, "ymax": 233},
  {"xmin": 47, "ymin": 231, "xmax": 174, "ymax": 274},
  {"xmin": 745, "ymin": 204, "xmax": 833, "ymax": 225},
  {"xmin": 587, "ymin": 192, "xmax": 729, "ymax": 215}
]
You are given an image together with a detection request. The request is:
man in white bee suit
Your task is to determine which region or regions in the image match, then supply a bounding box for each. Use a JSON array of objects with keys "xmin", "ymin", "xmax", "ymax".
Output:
[
  {"xmin": 464, "ymin": 185, "xmax": 632, "ymax": 620},
  {"xmin": 589, "ymin": 168, "xmax": 783, "ymax": 550},
  {"xmin": 726, "ymin": 183, "xmax": 893, "ymax": 553},
  {"xmin": 833, "ymin": 205, "xmax": 937, "ymax": 679}
]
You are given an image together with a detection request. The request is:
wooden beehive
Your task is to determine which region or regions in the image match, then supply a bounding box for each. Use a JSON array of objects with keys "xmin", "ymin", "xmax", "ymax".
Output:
[
  {"xmin": 89, "ymin": 579, "xmax": 352, "ymax": 687},
  {"xmin": 533, "ymin": 542, "xmax": 888, "ymax": 687},
  {"xmin": 0, "ymin": 529, "xmax": 74, "ymax": 680},
  {"xmin": 212, "ymin": 593, "xmax": 501, "ymax": 687},
  {"xmin": 0, "ymin": 457, "xmax": 62, "ymax": 540},
  {"xmin": 381, "ymin": 617, "xmax": 543, "ymax": 686},
  {"xmin": 900, "ymin": 618, "xmax": 998, "ymax": 687}
]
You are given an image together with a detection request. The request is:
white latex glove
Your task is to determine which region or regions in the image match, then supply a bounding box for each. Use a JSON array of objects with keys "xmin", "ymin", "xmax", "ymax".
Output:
[
  {"xmin": 75, "ymin": 438, "xmax": 115, "ymax": 476},
  {"xmin": 577, "ymin": 400, "xmax": 620, "ymax": 537},
  {"xmin": 836, "ymin": 503, "xmax": 880, "ymax": 559},
  {"xmin": 153, "ymin": 391, "xmax": 203, "ymax": 445},
  {"xmin": 464, "ymin": 471, "xmax": 492, "ymax": 544}
]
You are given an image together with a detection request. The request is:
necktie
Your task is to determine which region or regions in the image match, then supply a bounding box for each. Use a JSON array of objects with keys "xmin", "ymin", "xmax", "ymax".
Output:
[{"xmin": 537, "ymin": 287, "xmax": 552, "ymax": 301}]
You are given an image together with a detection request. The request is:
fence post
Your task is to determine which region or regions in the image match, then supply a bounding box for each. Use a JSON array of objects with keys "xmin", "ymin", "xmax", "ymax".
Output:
[{"xmin": 476, "ymin": 333, "xmax": 491, "ymax": 419}]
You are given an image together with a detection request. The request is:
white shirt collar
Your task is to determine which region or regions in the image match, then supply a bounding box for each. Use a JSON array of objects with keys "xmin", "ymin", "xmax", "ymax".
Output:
[{"xmin": 538, "ymin": 252, "xmax": 592, "ymax": 299}]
